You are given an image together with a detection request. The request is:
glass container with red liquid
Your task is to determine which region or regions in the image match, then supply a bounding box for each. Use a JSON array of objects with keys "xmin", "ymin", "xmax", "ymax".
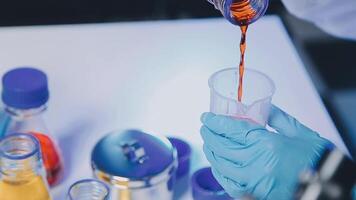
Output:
[
  {"xmin": 1, "ymin": 67, "xmax": 64, "ymax": 187},
  {"xmin": 207, "ymin": 0, "xmax": 269, "ymax": 26}
]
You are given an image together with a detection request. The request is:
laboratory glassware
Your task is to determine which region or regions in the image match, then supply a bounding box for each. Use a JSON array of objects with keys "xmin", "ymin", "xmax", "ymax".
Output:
[
  {"xmin": 0, "ymin": 133, "xmax": 52, "ymax": 200},
  {"xmin": 209, "ymin": 68, "xmax": 275, "ymax": 125},
  {"xmin": 207, "ymin": 0, "xmax": 269, "ymax": 26},
  {"xmin": 91, "ymin": 129, "xmax": 178, "ymax": 200},
  {"xmin": 68, "ymin": 179, "xmax": 110, "ymax": 200},
  {"xmin": 1, "ymin": 67, "xmax": 64, "ymax": 186}
]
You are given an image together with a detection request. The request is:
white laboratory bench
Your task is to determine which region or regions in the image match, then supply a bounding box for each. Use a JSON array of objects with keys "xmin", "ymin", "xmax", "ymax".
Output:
[{"xmin": 0, "ymin": 15, "xmax": 348, "ymax": 200}]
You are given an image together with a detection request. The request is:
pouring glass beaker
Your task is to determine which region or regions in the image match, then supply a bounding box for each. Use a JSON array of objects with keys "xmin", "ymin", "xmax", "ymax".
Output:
[{"xmin": 207, "ymin": 0, "xmax": 269, "ymax": 26}]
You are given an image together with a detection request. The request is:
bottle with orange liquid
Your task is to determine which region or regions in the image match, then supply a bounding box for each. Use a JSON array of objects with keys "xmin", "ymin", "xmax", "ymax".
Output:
[
  {"xmin": 1, "ymin": 67, "xmax": 64, "ymax": 187},
  {"xmin": 207, "ymin": 0, "xmax": 269, "ymax": 26},
  {"xmin": 0, "ymin": 133, "xmax": 52, "ymax": 200}
]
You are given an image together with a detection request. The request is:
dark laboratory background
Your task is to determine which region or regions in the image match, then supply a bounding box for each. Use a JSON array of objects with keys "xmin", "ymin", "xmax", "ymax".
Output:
[{"xmin": 1, "ymin": 0, "xmax": 355, "ymax": 156}]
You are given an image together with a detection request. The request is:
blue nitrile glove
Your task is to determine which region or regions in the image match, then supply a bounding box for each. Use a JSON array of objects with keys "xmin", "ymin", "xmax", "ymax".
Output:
[{"xmin": 200, "ymin": 105, "xmax": 332, "ymax": 199}]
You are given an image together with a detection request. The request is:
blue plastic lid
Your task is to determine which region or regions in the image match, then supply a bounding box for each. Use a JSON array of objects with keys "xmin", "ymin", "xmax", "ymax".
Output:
[
  {"xmin": 168, "ymin": 137, "xmax": 191, "ymax": 179},
  {"xmin": 191, "ymin": 167, "xmax": 233, "ymax": 200},
  {"xmin": 91, "ymin": 130, "xmax": 175, "ymax": 179},
  {"xmin": 2, "ymin": 67, "xmax": 49, "ymax": 109}
]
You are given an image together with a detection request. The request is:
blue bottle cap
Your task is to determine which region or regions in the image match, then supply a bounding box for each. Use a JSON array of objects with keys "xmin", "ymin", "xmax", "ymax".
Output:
[
  {"xmin": 191, "ymin": 167, "xmax": 233, "ymax": 200},
  {"xmin": 168, "ymin": 137, "xmax": 191, "ymax": 179},
  {"xmin": 2, "ymin": 67, "xmax": 49, "ymax": 109},
  {"xmin": 91, "ymin": 130, "xmax": 176, "ymax": 180}
]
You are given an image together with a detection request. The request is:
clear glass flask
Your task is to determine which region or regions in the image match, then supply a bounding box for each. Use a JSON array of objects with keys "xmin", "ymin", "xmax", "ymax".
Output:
[
  {"xmin": 67, "ymin": 179, "xmax": 110, "ymax": 200},
  {"xmin": 1, "ymin": 67, "xmax": 64, "ymax": 186},
  {"xmin": 0, "ymin": 133, "xmax": 52, "ymax": 200},
  {"xmin": 207, "ymin": 0, "xmax": 269, "ymax": 25}
]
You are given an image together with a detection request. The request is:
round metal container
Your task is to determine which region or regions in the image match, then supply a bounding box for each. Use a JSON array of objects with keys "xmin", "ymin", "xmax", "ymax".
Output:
[{"xmin": 91, "ymin": 130, "xmax": 177, "ymax": 200}]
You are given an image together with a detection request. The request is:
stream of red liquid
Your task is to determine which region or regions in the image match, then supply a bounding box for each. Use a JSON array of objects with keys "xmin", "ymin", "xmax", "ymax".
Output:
[
  {"xmin": 238, "ymin": 25, "xmax": 248, "ymax": 102},
  {"xmin": 230, "ymin": 0, "xmax": 257, "ymax": 102}
]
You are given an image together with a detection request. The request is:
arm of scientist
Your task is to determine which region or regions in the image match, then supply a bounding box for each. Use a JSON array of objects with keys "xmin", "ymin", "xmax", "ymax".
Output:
[{"xmin": 281, "ymin": 0, "xmax": 356, "ymax": 40}]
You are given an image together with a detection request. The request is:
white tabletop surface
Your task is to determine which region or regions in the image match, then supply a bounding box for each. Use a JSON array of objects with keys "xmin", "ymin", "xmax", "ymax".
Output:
[{"xmin": 0, "ymin": 16, "xmax": 348, "ymax": 199}]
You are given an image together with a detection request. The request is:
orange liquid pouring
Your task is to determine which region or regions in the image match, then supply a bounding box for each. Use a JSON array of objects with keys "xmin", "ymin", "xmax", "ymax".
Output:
[
  {"xmin": 238, "ymin": 25, "xmax": 248, "ymax": 102},
  {"xmin": 230, "ymin": 0, "xmax": 257, "ymax": 102}
]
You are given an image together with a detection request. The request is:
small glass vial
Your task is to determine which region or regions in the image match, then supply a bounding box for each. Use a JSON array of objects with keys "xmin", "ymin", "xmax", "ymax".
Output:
[
  {"xmin": 207, "ymin": 0, "xmax": 269, "ymax": 25},
  {"xmin": 68, "ymin": 179, "xmax": 110, "ymax": 200},
  {"xmin": 1, "ymin": 67, "xmax": 64, "ymax": 186},
  {"xmin": 0, "ymin": 133, "xmax": 52, "ymax": 200}
]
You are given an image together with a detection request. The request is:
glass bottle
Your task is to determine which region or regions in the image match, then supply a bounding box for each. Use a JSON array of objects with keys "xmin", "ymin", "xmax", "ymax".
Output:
[
  {"xmin": 67, "ymin": 179, "xmax": 110, "ymax": 200},
  {"xmin": 207, "ymin": 0, "xmax": 269, "ymax": 26},
  {"xmin": 0, "ymin": 133, "xmax": 52, "ymax": 200},
  {"xmin": 1, "ymin": 67, "xmax": 64, "ymax": 186}
]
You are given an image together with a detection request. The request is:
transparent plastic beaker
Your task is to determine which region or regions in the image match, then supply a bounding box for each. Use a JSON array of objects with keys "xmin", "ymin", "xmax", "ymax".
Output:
[{"xmin": 209, "ymin": 68, "xmax": 275, "ymax": 125}]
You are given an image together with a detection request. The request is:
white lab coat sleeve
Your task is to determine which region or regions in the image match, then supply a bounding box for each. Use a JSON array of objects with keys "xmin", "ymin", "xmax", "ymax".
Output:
[{"xmin": 281, "ymin": 0, "xmax": 356, "ymax": 40}]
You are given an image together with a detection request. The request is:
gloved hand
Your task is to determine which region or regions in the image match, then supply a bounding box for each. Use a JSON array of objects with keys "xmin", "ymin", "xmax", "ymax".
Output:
[{"xmin": 200, "ymin": 105, "xmax": 333, "ymax": 199}]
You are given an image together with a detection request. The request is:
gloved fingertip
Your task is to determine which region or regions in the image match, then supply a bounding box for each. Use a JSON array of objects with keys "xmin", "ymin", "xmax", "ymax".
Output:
[
  {"xmin": 268, "ymin": 104, "xmax": 316, "ymax": 139},
  {"xmin": 268, "ymin": 104, "xmax": 282, "ymax": 121},
  {"xmin": 199, "ymin": 126, "xmax": 209, "ymax": 138},
  {"xmin": 267, "ymin": 104, "xmax": 291, "ymax": 128},
  {"xmin": 202, "ymin": 144, "xmax": 215, "ymax": 163},
  {"xmin": 210, "ymin": 168, "xmax": 246, "ymax": 198},
  {"xmin": 210, "ymin": 167, "xmax": 223, "ymax": 182},
  {"xmin": 201, "ymin": 112, "xmax": 216, "ymax": 124}
]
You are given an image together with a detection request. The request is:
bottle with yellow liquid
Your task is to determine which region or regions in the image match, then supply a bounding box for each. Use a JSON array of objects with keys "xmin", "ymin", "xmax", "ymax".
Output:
[{"xmin": 0, "ymin": 133, "xmax": 52, "ymax": 200}]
